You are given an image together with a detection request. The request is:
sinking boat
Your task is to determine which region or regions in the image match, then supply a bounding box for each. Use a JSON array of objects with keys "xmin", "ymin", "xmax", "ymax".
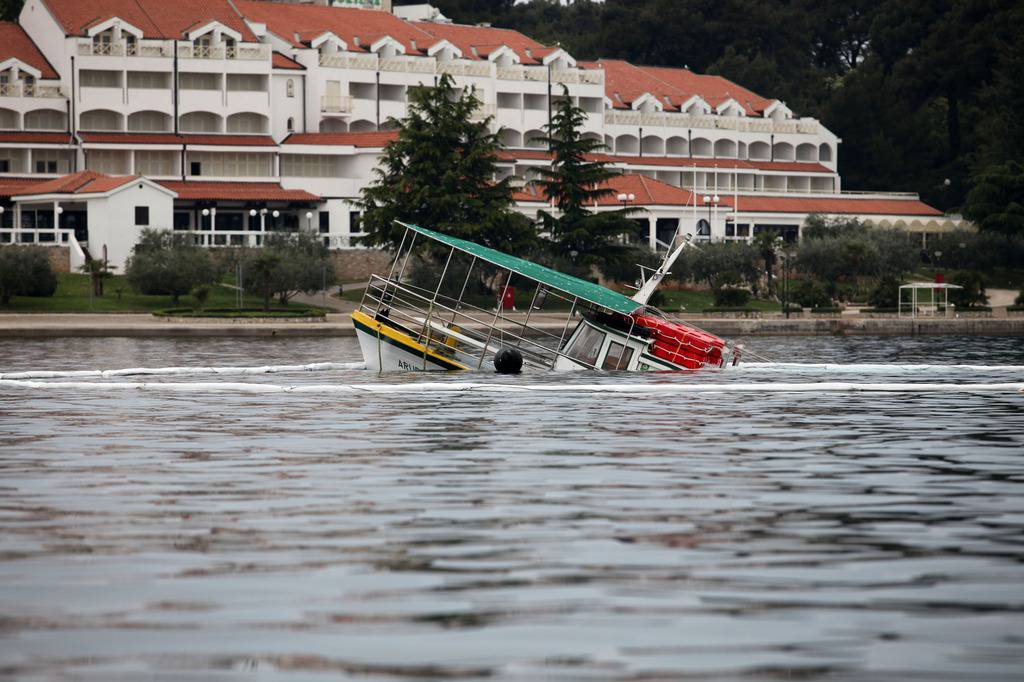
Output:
[{"xmin": 352, "ymin": 221, "xmax": 736, "ymax": 372}]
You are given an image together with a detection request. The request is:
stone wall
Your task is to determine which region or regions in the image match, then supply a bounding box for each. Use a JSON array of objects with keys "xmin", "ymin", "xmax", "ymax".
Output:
[
  {"xmin": 44, "ymin": 246, "xmax": 70, "ymax": 273},
  {"xmin": 329, "ymin": 249, "xmax": 392, "ymax": 282}
]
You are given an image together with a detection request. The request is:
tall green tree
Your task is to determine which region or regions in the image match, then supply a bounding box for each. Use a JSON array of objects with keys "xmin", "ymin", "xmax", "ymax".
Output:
[
  {"xmin": 358, "ymin": 73, "xmax": 533, "ymax": 254},
  {"xmin": 533, "ymin": 86, "xmax": 635, "ymax": 269},
  {"xmin": 963, "ymin": 160, "xmax": 1024, "ymax": 238},
  {"xmin": 125, "ymin": 229, "xmax": 215, "ymax": 304}
]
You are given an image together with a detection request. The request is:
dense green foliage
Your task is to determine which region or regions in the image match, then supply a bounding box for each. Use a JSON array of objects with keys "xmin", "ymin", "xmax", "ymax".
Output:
[
  {"xmin": 0, "ymin": 246, "xmax": 57, "ymax": 304},
  {"xmin": 358, "ymin": 74, "xmax": 535, "ymax": 255},
  {"xmin": 402, "ymin": 0, "xmax": 1024, "ymax": 215},
  {"xmin": 963, "ymin": 161, "xmax": 1024, "ymax": 238},
  {"xmin": 125, "ymin": 229, "xmax": 215, "ymax": 304},
  {"xmin": 534, "ymin": 87, "xmax": 634, "ymax": 269},
  {"xmin": 949, "ymin": 270, "xmax": 989, "ymax": 308},
  {"xmin": 241, "ymin": 231, "xmax": 336, "ymax": 310}
]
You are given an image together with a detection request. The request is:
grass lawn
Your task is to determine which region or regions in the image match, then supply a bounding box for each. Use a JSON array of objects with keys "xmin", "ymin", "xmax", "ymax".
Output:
[{"xmin": 0, "ymin": 274, "xmax": 320, "ymax": 313}]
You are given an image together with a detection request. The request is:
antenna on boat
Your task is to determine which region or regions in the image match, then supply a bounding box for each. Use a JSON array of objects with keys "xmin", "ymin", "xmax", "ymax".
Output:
[{"xmin": 631, "ymin": 230, "xmax": 696, "ymax": 306}]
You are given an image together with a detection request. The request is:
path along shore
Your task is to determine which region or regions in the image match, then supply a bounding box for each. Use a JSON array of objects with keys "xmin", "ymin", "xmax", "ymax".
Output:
[{"xmin": 2, "ymin": 311, "xmax": 1023, "ymax": 338}]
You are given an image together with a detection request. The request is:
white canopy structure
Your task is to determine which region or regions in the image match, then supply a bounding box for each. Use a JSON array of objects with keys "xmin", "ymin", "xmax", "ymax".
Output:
[{"xmin": 898, "ymin": 282, "xmax": 962, "ymax": 318}]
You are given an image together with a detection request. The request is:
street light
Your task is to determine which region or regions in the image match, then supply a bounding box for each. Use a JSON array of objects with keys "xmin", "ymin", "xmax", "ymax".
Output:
[{"xmin": 305, "ymin": 210, "xmax": 313, "ymax": 231}]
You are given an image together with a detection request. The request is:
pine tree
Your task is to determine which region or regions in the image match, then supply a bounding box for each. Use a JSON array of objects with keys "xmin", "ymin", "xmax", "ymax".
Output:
[
  {"xmin": 533, "ymin": 86, "xmax": 635, "ymax": 269},
  {"xmin": 358, "ymin": 74, "xmax": 534, "ymax": 255}
]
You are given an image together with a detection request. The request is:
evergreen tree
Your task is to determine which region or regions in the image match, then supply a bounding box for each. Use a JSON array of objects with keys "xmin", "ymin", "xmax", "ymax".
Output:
[
  {"xmin": 963, "ymin": 160, "xmax": 1024, "ymax": 239},
  {"xmin": 358, "ymin": 74, "xmax": 534, "ymax": 254},
  {"xmin": 533, "ymin": 86, "xmax": 635, "ymax": 270}
]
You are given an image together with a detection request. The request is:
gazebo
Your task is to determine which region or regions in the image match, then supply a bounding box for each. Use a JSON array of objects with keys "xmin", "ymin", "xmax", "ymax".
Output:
[{"xmin": 898, "ymin": 282, "xmax": 963, "ymax": 318}]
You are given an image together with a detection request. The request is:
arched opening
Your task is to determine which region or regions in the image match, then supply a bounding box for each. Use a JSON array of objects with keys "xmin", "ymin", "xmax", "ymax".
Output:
[
  {"xmin": 819, "ymin": 143, "xmax": 833, "ymax": 162},
  {"xmin": 180, "ymin": 111, "xmax": 221, "ymax": 133},
  {"xmin": 319, "ymin": 118, "xmax": 346, "ymax": 133},
  {"xmin": 796, "ymin": 143, "xmax": 817, "ymax": 162},
  {"xmin": 226, "ymin": 112, "xmax": 268, "ymax": 134},
  {"xmin": 286, "ymin": 117, "xmax": 295, "ymax": 133},
  {"xmin": 666, "ymin": 136, "xmax": 688, "ymax": 156},
  {"xmin": 80, "ymin": 109, "xmax": 124, "ymax": 132},
  {"xmin": 524, "ymin": 129, "xmax": 546, "ymax": 149},
  {"xmin": 641, "ymin": 135, "xmax": 665, "ymax": 156},
  {"xmin": 748, "ymin": 141, "xmax": 770, "ymax": 160},
  {"xmin": 499, "ymin": 128, "xmax": 522, "ymax": 148},
  {"xmin": 348, "ymin": 119, "xmax": 376, "ymax": 133},
  {"xmin": 691, "ymin": 137, "xmax": 712, "ymax": 157},
  {"xmin": 614, "ymin": 134, "xmax": 638, "ymax": 155},
  {"xmin": 0, "ymin": 108, "xmax": 19, "ymax": 130},
  {"xmin": 25, "ymin": 109, "xmax": 66, "ymax": 131},
  {"xmin": 378, "ymin": 119, "xmax": 400, "ymax": 131},
  {"xmin": 773, "ymin": 142, "xmax": 795, "ymax": 161},
  {"xmin": 127, "ymin": 110, "xmax": 171, "ymax": 132},
  {"xmin": 713, "ymin": 139, "xmax": 737, "ymax": 158},
  {"xmin": 582, "ymin": 131, "xmax": 603, "ymax": 149}
]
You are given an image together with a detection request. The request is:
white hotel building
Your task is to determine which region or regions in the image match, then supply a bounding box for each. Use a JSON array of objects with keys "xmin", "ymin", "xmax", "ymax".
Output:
[{"xmin": 0, "ymin": 0, "xmax": 959, "ymax": 270}]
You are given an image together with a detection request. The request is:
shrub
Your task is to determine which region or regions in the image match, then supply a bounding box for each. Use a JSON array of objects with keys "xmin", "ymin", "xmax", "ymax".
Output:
[
  {"xmin": 0, "ymin": 246, "xmax": 57, "ymax": 304},
  {"xmin": 868, "ymin": 275, "xmax": 902, "ymax": 309},
  {"xmin": 713, "ymin": 285, "xmax": 751, "ymax": 307},
  {"xmin": 242, "ymin": 230, "xmax": 337, "ymax": 310},
  {"xmin": 948, "ymin": 270, "xmax": 989, "ymax": 308},
  {"xmin": 126, "ymin": 229, "xmax": 215, "ymax": 303},
  {"xmin": 1016, "ymin": 290, "xmax": 1024, "ymax": 306},
  {"xmin": 792, "ymin": 279, "xmax": 830, "ymax": 308}
]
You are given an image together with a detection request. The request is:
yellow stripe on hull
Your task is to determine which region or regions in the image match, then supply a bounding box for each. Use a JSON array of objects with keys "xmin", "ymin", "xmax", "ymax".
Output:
[{"xmin": 351, "ymin": 309, "xmax": 470, "ymax": 371}]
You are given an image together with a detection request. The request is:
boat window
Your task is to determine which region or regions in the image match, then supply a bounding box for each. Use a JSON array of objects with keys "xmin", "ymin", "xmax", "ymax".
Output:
[
  {"xmin": 601, "ymin": 341, "xmax": 633, "ymax": 370},
  {"xmin": 565, "ymin": 323, "xmax": 605, "ymax": 367}
]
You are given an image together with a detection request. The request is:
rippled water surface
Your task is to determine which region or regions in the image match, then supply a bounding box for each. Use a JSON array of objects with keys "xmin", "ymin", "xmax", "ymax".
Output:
[{"xmin": 1, "ymin": 335, "xmax": 1024, "ymax": 681}]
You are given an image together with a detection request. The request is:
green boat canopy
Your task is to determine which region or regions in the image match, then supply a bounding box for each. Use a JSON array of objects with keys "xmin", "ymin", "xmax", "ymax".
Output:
[{"xmin": 399, "ymin": 222, "xmax": 642, "ymax": 315}]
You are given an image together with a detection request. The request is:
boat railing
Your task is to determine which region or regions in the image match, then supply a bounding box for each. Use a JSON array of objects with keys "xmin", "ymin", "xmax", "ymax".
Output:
[{"xmin": 359, "ymin": 274, "xmax": 576, "ymax": 369}]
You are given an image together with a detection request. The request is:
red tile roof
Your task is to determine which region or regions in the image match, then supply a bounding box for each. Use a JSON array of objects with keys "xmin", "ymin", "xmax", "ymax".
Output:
[
  {"xmin": 0, "ymin": 176, "xmax": 46, "ymax": 198},
  {"xmin": 732, "ymin": 195, "xmax": 942, "ymax": 216},
  {"xmin": 158, "ymin": 180, "xmax": 319, "ymax": 202},
  {"xmin": 272, "ymin": 51, "xmax": 304, "ymax": 70},
  {"xmin": 514, "ymin": 173, "xmax": 697, "ymax": 207},
  {"xmin": 642, "ymin": 65, "xmax": 774, "ymax": 115},
  {"xmin": 580, "ymin": 58, "xmax": 776, "ymax": 115},
  {"xmin": 14, "ymin": 170, "xmax": 139, "ymax": 196},
  {"xmin": 78, "ymin": 133, "xmax": 276, "ymax": 146},
  {"xmin": 412, "ymin": 21, "xmax": 551, "ymax": 63},
  {"xmin": 0, "ymin": 22, "xmax": 60, "ymax": 80},
  {"xmin": 282, "ymin": 131, "xmax": 399, "ymax": 148},
  {"xmin": 41, "ymin": 0, "xmax": 258, "ymax": 42},
  {"xmin": 0, "ymin": 132, "xmax": 73, "ymax": 144},
  {"xmin": 234, "ymin": 0, "xmax": 431, "ymax": 52}
]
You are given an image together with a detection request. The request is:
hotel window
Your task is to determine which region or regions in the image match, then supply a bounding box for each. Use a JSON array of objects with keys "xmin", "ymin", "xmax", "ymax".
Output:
[
  {"xmin": 35, "ymin": 159, "xmax": 57, "ymax": 173},
  {"xmin": 173, "ymin": 212, "xmax": 190, "ymax": 230},
  {"xmin": 0, "ymin": 159, "xmax": 9, "ymax": 173},
  {"xmin": 287, "ymin": 117, "xmax": 294, "ymax": 133},
  {"xmin": 286, "ymin": 79, "xmax": 295, "ymax": 98},
  {"xmin": 127, "ymin": 71, "xmax": 168, "ymax": 89},
  {"xmin": 281, "ymin": 154, "xmax": 336, "ymax": 178},
  {"xmin": 135, "ymin": 151, "xmax": 175, "ymax": 176},
  {"xmin": 178, "ymin": 72, "xmax": 219, "ymax": 90},
  {"xmin": 319, "ymin": 212, "xmax": 330, "ymax": 234},
  {"xmin": 33, "ymin": 150, "xmax": 68, "ymax": 174},
  {"xmin": 135, "ymin": 206, "xmax": 150, "ymax": 226},
  {"xmin": 349, "ymin": 211, "xmax": 361, "ymax": 233},
  {"xmin": 190, "ymin": 161, "xmax": 202, "ymax": 176},
  {"xmin": 80, "ymin": 70, "xmax": 120, "ymax": 88}
]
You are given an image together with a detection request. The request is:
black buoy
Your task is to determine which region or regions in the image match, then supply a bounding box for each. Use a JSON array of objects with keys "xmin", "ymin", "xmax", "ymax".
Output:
[{"xmin": 493, "ymin": 347, "xmax": 523, "ymax": 374}]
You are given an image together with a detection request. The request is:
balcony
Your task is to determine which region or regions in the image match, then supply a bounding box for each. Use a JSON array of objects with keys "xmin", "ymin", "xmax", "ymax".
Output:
[
  {"xmin": 0, "ymin": 83, "xmax": 62, "ymax": 98},
  {"xmin": 436, "ymin": 61, "xmax": 492, "ymax": 78},
  {"xmin": 321, "ymin": 95, "xmax": 353, "ymax": 114},
  {"xmin": 77, "ymin": 40, "xmax": 171, "ymax": 58},
  {"xmin": 177, "ymin": 44, "xmax": 268, "ymax": 61},
  {"xmin": 379, "ymin": 57, "xmax": 435, "ymax": 74},
  {"xmin": 318, "ymin": 53, "xmax": 378, "ymax": 70},
  {"xmin": 469, "ymin": 103, "xmax": 497, "ymax": 121},
  {"xmin": 603, "ymin": 109, "xmax": 823, "ymax": 135}
]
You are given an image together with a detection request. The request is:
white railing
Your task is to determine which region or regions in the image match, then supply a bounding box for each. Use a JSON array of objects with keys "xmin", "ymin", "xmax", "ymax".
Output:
[
  {"xmin": 78, "ymin": 41, "xmax": 124, "ymax": 57},
  {"xmin": 318, "ymin": 53, "xmax": 377, "ymax": 70},
  {"xmin": 551, "ymin": 69, "xmax": 603, "ymax": 85},
  {"xmin": 496, "ymin": 66, "xmax": 524, "ymax": 80},
  {"xmin": 604, "ymin": 109, "xmax": 823, "ymax": 135},
  {"xmin": 524, "ymin": 66, "xmax": 548, "ymax": 82},
  {"xmin": 437, "ymin": 61, "xmax": 492, "ymax": 77},
  {"xmin": 0, "ymin": 228, "xmax": 77, "ymax": 246},
  {"xmin": 178, "ymin": 43, "xmax": 266, "ymax": 60},
  {"xmin": 78, "ymin": 39, "xmax": 170, "ymax": 57},
  {"xmin": 0, "ymin": 83, "xmax": 62, "ymax": 98},
  {"xmin": 169, "ymin": 231, "xmax": 360, "ymax": 250},
  {"xmin": 380, "ymin": 57, "xmax": 435, "ymax": 74},
  {"xmin": 321, "ymin": 95, "xmax": 353, "ymax": 113}
]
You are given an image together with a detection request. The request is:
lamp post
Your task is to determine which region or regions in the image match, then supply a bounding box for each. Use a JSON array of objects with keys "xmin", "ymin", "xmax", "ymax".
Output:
[
  {"xmin": 272, "ymin": 209, "xmax": 280, "ymax": 231},
  {"xmin": 702, "ymin": 194, "xmax": 719, "ymax": 241},
  {"xmin": 305, "ymin": 210, "xmax": 313, "ymax": 232}
]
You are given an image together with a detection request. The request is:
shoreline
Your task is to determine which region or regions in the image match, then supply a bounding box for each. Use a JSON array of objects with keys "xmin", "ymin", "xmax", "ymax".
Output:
[{"xmin": 2, "ymin": 313, "xmax": 1023, "ymax": 338}]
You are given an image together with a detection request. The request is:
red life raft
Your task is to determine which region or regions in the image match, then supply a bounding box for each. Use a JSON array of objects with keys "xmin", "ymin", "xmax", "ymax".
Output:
[{"xmin": 632, "ymin": 314, "xmax": 726, "ymax": 370}]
